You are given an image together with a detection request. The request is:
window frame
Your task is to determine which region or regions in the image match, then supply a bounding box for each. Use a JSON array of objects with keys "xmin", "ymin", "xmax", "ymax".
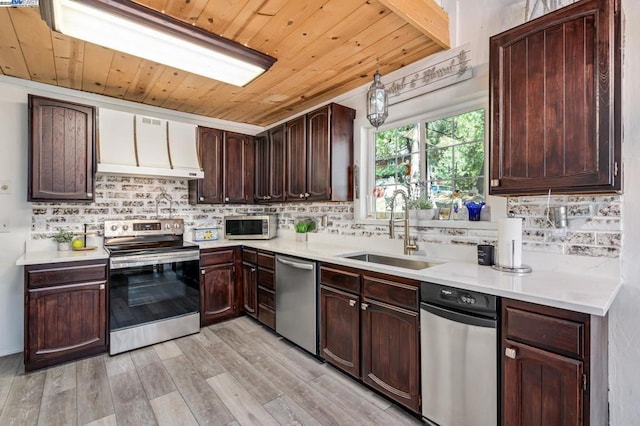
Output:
[{"xmin": 363, "ymin": 98, "xmax": 489, "ymax": 222}]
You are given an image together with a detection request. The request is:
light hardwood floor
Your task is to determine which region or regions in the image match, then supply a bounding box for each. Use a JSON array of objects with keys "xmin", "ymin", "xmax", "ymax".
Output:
[{"xmin": 0, "ymin": 317, "xmax": 422, "ymax": 425}]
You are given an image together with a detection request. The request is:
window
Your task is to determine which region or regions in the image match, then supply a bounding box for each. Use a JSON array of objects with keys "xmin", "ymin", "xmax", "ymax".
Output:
[{"xmin": 369, "ymin": 108, "xmax": 485, "ymax": 219}]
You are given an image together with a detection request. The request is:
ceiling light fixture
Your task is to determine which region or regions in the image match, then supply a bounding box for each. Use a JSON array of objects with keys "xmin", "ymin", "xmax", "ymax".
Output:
[
  {"xmin": 366, "ymin": 70, "xmax": 388, "ymax": 128},
  {"xmin": 39, "ymin": 0, "xmax": 276, "ymax": 87}
]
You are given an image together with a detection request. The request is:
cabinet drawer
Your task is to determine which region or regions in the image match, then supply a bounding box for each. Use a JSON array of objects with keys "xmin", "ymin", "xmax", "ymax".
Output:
[
  {"xmin": 362, "ymin": 274, "xmax": 419, "ymax": 311},
  {"xmin": 26, "ymin": 260, "xmax": 107, "ymax": 289},
  {"xmin": 201, "ymin": 248, "xmax": 235, "ymax": 267},
  {"xmin": 257, "ymin": 251, "xmax": 275, "ymax": 269},
  {"xmin": 242, "ymin": 248, "xmax": 257, "ymax": 264},
  {"xmin": 258, "ymin": 304, "xmax": 276, "ymax": 330},
  {"xmin": 257, "ymin": 267, "xmax": 274, "ymax": 290},
  {"xmin": 320, "ymin": 264, "xmax": 361, "ymax": 294},
  {"xmin": 504, "ymin": 306, "xmax": 585, "ymax": 359},
  {"xmin": 258, "ymin": 286, "xmax": 275, "ymax": 308}
]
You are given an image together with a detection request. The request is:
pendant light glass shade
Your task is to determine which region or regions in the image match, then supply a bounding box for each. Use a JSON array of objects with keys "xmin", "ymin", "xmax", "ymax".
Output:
[{"xmin": 367, "ymin": 71, "xmax": 388, "ymax": 128}]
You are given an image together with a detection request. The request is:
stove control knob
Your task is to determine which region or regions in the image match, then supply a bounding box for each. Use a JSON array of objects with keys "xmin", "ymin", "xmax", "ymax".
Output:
[
  {"xmin": 165, "ymin": 223, "xmax": 171, "ymax": 229},
  {"xmin": 110, "ymin": 225, "xmax": 118, "ymax": 231},
  {"xmin": 174, "ymin": 223, "xmax": 181, "ymax": 229},
  {"xmin": 122, "ymin": 225, "xmax": 129, "ymax": 231}
]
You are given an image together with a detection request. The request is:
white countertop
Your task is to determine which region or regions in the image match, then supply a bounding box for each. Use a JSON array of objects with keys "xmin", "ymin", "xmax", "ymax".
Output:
[
  {"xmin": 16, "ymin": 234, "xmax": 620, "ymax": 316},
  {"xmin": 198, "ymin": 235, "xmax": 620, "ymax": 316},
  {"xmin": 16, "ymin": 247, "xmax": 109, "ymax": 265}
]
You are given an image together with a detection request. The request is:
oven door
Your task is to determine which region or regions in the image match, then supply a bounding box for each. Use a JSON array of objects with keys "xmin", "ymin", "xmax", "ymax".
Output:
[{"xmin": 108, "ymin": 250, "xmax": 200, "ymax": 354}]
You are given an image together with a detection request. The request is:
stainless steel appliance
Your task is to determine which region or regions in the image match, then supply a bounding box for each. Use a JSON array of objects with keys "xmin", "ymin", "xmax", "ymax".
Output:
[
  {"xmin": 275, "ymin": 254, "xmax": 317, "ymax": 355},
  {"xmin": 420, "ymin": 282, "xmax": 498, "ymax": 426},
  {"xmin": 104, "ymin": 219, "xmax": 200, "ymax": 355},
  {"xmin": 224, "ymin": 214, "xmax": 277, "ymax": 240}
]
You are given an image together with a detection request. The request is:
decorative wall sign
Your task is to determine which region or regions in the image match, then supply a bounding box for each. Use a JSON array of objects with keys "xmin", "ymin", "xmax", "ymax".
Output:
[{"xmin": 387, "ymin": 44, "xmax": 472, "ymax": 106}]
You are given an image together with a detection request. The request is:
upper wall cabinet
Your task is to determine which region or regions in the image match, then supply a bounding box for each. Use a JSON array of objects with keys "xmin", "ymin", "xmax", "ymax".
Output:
[
  {"xmin": 29, "ymin": 95, "xmax": 96, "ymax": 202},
  {"xmin": 189, "ymin": 127, "xmax": 223, "ymax": 204},
  {"xmin": 489, "ymin": 0, "xmax": 621, "ymax": 195},
  {"xmin": 223, "ymin": 132, "xmax": 255, "ymax": 203},
  {"xmin": 255, "ymin": 125, "xmax": 286, "ymax": 203},
  {"xmin": 286, "ymin": 103, "xmax": 356, "ymax": 202}
]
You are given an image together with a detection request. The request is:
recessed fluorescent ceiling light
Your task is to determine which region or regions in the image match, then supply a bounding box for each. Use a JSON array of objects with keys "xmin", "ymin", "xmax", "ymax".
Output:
[{"xmin": 40, "ymin": 0, "xmax": 276, "ymax": 86}]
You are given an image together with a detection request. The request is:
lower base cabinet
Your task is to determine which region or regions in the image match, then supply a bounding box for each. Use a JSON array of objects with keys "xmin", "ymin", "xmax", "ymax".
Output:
[
  {"xmin": 502, "ymin": 298, "xmax": 608, "ymax": 426},
  {"xmin": 200, "ymin": 247, "xmax": 242, "ymax": 326},
  {"xmin": 24, "ymin": 259, "xmax": 108, "ymax": 371},
  {"xmin": 319, "ymin": 263, "xmax": 421, "ymax": 413},
  {"xmin": 241, "ymin": 248, "xmax": 276, "ymax": 329}
]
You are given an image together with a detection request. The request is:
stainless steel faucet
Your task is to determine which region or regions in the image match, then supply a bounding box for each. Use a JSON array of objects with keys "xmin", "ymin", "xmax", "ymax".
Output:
[{"xmin": 389, "ymin": 189, "xmax": 419, "ymax": 255}]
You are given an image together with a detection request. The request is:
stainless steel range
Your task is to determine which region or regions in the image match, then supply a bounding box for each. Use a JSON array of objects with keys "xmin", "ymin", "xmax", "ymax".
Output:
[{"xmin": 104, "ymin": 219, "xmax": 200, "ymax": 355}]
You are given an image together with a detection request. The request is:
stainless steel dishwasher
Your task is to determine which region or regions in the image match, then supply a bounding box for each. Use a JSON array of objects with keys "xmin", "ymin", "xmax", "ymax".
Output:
[
  {"xmin": 275, "ymin": 254, "xmax": 317, "ymax": 355},
  {"xmin": 420, "ymin": 282, "xmax": 498, "ymax": 426}
]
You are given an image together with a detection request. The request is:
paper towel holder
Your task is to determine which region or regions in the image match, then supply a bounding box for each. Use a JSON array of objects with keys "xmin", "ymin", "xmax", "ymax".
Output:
[{"xmin": 491, "ymin": 239, "xmax": 532, "ymax": 274}]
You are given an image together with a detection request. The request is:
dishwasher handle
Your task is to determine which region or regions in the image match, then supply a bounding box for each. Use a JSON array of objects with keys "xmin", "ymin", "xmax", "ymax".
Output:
[
  {"xmin": 421, "ymin": 302, "xmax": 497, "ymax": 328},
  {"xmin": 277, "ymin": 257, "xmax": 314, "ymax": 270}
]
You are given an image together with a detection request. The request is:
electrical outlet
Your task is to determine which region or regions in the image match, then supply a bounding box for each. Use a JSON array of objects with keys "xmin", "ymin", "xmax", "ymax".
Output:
[{"xmin": 0, "ymin": 180, "xmax": 11, "ymax": 195}]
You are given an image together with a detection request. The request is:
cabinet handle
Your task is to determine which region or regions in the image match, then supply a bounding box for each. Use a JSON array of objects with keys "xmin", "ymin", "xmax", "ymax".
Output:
[
  {"xmin": 349, "ymin": 299, "xmax": 357, "ymax": 307},
  {"xmin": 505, "ymin": 347, "xmax": 517, "ymax": 359},
  {"xmin": 299, "ymin": 193, "xmax": 305, "ymax": 198},
  {"xmin": 99, "ymin": 284, "xmax": 105, "ymax": 290},
  {"xmin": 266, "ymin": 196, "xmax": 272, "ymax": 200},
  {"xmin": 305, "ymin": 192, "xmax": 310, "ymax": 197},
  {"xmin": 361, "ymin": 302, "xmax": 369, "ymax": 310}
]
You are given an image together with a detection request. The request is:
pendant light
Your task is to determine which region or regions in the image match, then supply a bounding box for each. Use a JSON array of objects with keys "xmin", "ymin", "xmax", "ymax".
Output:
[{"xmin": 366, "ymin": 70, "xmax": 389, "ymax": 128}]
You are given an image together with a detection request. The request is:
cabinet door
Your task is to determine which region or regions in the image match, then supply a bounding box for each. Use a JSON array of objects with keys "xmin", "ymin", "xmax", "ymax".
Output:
[
  {"xmin": 224, "ymin": 132, "xmax": 254, "ymax": 203},
  {"xmin": 269, "ymin": 124, "xmax": 287, "ymax": 202},
  {"xmin": 361, "ymin": 298, "xmax": 420, "ymax": 413},
  {"xmin": 254, "ymin": 132, "xmax": 270, "ymax": 202},
  {"xmin": 489, "ymin": 0, "xmax": 620, "ymax": 194},
  {"xmin": 503, "ymin": 339, "xmax": 583, "ymax": 426},
  {"xmin": 29, "ymin": 95, "xmax": 95, "ymax": 202},
  {"xmin": 200, "ymin": 263, "xmax": 237, "ymax": 326},
  {"xmin": 306, "ymin": 106, "xmax": 332, "ymax": 201},
  {"xmin": 189, "ymin": 127, "xmax": 223, "ymax": 204},
  {"xmin": 242, "ymin": 261, "xmax": 257, "ymax": 318},
  {"xmin": 26, "ymin": 281, "xmax": 106, "ymax": 370},
  {"xmin": 320, "ymin": 285, "xmax": 360, "ymax": 378},
  {"xmin": 286, "ymin": 115, "xmax": 307, "ymax": 200}
]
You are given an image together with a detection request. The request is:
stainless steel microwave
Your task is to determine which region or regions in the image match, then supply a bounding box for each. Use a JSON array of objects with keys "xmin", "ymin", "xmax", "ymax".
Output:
[{"xmin": 224, "ymin": 215, "xmax": 277, "ymax": 240}]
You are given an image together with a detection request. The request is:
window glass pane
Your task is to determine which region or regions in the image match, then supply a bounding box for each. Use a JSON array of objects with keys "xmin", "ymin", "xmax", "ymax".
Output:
[{"xmin": 453, "ymin": 141, "xmax": 484, "ymax": 178}]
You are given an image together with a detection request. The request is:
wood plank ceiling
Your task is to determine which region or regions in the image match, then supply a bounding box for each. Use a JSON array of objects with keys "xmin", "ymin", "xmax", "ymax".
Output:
[{"xmin": 0, "ymin": 0, "xmax": 449, "ymax": 127}]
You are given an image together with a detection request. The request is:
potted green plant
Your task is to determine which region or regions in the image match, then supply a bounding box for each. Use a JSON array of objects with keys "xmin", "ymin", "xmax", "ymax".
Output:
[
  {"xmin": 294, "ymin": 219, "xmax": 316, "ymax": 242},
  {"xmin": 52, "ymin": 229, "xmax": 75, "ymax": 251},
  {"xmin": 415, "ymin": 198, "xmax": 436, "ymax": 220}
]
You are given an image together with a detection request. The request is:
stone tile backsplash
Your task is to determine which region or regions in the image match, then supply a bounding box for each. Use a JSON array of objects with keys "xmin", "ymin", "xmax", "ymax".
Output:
[{"xmin": 30, "ymin": 175, "xmax": 622, "ymax": 258}]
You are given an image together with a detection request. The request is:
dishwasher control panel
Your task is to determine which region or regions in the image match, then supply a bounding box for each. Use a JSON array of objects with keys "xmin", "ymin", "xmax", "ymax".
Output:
[{"xmin": 421, "ymin": 282, "xmax": 497, "ymax": 317}]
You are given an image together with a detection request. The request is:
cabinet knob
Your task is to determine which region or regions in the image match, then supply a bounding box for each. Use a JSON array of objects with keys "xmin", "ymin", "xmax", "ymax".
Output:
[
  {"xmin": 305, "ymin": 192, "xmax": 310, "ymax": 197},
  {"xmin": 225, "ymin": 197, "xmax": 230, "ymax": 202},
  {"xmin": 251, "ymin": 267, "xmax": 256, "ymax": 272},
  {"xmin": 266, "ymin": 196, "xmax": 272, "ymax": 200},
  {"xmin": 299, "ymin": 193, "xmax": 305, "ymax": 198},
  {"xmin": 199, "ymin": 196, "xmax": 204, "ymax": 201},
  {"xmin": 99, "ymin": 284, "xmax": 105, "ymax": 290},
  {"xmin": 361, "ymin": 302, "xmax": 369, "ymax": 311},
  {"xmin": 201, "ymin": 270, "xmax": 205, "ymax": 275},
  {"xmin": 349, "ymin": 299, "xmax": 357, "ymax": 307},
  {"xmin": 505, "ymin": 347, "xmax": 517, "ymax": 359},
  {"xmin": 86, "ymin": 192, "xmax": 93, "ymax": 198}
]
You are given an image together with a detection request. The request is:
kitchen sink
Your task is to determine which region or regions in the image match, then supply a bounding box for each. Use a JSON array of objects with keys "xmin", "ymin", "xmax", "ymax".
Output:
[{"xmin": 340, "ymin": 252, "xmax": 441, "ymax": 270}]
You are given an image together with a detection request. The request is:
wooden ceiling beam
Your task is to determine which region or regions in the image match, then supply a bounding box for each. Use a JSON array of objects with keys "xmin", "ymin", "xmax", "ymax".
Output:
[{"xmin": 378, "ymin": 0, "xmax": 450, "ymax": 49}]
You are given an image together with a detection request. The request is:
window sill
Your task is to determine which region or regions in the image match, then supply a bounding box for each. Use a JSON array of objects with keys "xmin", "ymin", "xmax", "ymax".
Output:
[{"xmin": 356, "ymin": 218, "xmax": 498, "ymax": 230}]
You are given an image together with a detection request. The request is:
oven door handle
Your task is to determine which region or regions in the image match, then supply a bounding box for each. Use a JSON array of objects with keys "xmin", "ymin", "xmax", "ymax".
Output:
[{"xmin": 110, "ymin": 251, "xmax": 200, "ymax": 269}]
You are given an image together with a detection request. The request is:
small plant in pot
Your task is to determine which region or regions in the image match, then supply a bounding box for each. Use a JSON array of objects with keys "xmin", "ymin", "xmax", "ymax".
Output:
[
  {"xmin": 415, "ymin": 198, "xmax": 436, "ymax": 220},
  {"xmin": 52, "ymin": 229, "xmax": 75, "ymax": 251},
  {"xmin": 294, "ymin": 219, "xmax": 316, "ymax": 242}
]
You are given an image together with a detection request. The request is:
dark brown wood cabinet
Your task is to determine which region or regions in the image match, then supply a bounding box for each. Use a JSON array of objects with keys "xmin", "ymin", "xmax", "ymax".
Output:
[
  {"xmin": 319, "ymin": 263, "xmax": 421, "ymax": 413},
  {"xmin": 24, "ymin": 259, "xmax": 108, "ymax": 371},
  {"xmin": 501, "ymin": 298, "xmax": 608, "ymax": 426},
  {"xmin": 241, "ymin": 248, "xmax": 258, "ymax": 318},
  {"xmin": 200, "ymin": 247, "xmax": 242, "ymax": 326},
  {"xmin": 256, "ymin": 250, "xmax": 276, "ymax": 330},
  {"xmin": 223, "ymin": 132, "xmax": 254, "ymax": 203},
  {"xmin": 286, "ymin": 103, "xmax": 355, "ymax": 202},
  {"xmin": 319, "ymin": 284, "xmax": 360, "ymax": 379},
  {"xmin": 489, "ymin": 0, "xmax": 621, "ymax": 195},
  {"xmin": 255, "ymin": 125, "xmax": 286, "ymax": 203},
  {"xmin": 189, "ymin": 127, "xmax": 223, "ymax": 204},
  {"xmin": 28, "ymin": 95, "xmax": 96, "ymax": 202}
]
